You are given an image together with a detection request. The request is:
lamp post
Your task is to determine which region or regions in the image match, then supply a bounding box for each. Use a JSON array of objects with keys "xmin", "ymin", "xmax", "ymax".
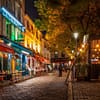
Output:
[
  {"xmin": 73, "ymin": 32, "xmax": 79, "ymax": 61},
  {"xmin": 73, "ymin": 32, "xmax": 79, "ymax": 80}
]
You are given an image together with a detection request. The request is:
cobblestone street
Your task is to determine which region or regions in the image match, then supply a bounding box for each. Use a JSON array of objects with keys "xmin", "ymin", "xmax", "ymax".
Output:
[
  {"xmin": 0, "ymin": 72, "xmax": 67, "ymax": 100},
  {"xmin": 73, "ymin": 81, "xmax": 100, "ymax": 100},
  {"xmin": 0, "ymin": 71, "xmax": 100, "ymax": 100}
]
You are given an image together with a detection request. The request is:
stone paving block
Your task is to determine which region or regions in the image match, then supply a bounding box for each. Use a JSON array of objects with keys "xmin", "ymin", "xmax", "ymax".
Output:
[
  {"xmin": 0, "ymin": 72, "xmax": 67, "ymax": 100},
  {"xmin": 73, "ymin": 81, "xmax": 100, "ymax": 100}
]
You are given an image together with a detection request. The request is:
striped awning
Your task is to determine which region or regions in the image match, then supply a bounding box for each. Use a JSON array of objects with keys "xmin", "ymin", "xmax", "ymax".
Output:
[{"xmin": 0, "ymin": 43, "xmax": 14, "ymax": 53}]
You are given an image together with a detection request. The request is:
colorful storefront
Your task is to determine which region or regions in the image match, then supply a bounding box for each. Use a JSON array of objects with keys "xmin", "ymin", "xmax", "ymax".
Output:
[
  {"xmin": 78, "ymin": 34, "xmax": 100, "ymax": 80},
  {"xmin": 0, "ymin": 42, "xmax": 15, "ymax": 80},
  {"xmin": 89, "ymin": 34, "xmax": 100, "ymax": 79},
  {"xmin": 0, "ymin": 35, "xmax": 34, "ymax": 81},
  {"xmin": 34, "ymin": 54, "xmax": 51, "ymax": 75}
]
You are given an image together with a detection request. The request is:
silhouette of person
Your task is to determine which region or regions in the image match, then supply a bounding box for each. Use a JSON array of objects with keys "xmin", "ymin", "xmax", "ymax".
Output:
[{"xmin": 58, "ymin": 64, "xmax": 62, "ymax": 77}]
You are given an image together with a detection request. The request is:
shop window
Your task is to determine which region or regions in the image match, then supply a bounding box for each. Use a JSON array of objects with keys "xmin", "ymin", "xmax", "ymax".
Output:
[
  {"xmin": 15, "ymin": 29, "xmax": 24, "ymax": 42},
  {"xmin": 61, "ymin": 52, "xmax": 65, "ymax": 58},
  {"xmin": 36, "ymin": 31, "xmax": 38, "ymax": 39},
  {"xmin": 27, "ymin": 21, "xmax": 30, "ymax": 31},
  {"xmin": 27, "ymin": 40, "xmax": 30, "ymax": 48},
  {"xmin": 6, "ymin": 20, "xmax": 12, "ymax": 39},
  {"xmin": 5, "ymin": 0, "xmax": 11, "ymax": 10},
  {"xmin": 91, "ymin": 39, "xmax": 100, "ymax": 64},
  {"xmin": 40, "ymin": 35, "xmax": 42, "ymax": 41},
  {"xmin": 44, "ymin": 43, "xmax": 46, "ymax": 48},
  {"xmin": 17, "ymin": 6, "xmax": 21, "ymax": 21},
  {"xmin": 0, "ymin": 53, "xmax": 3, "ymax": 71},
  {"xmin": 3, "ymin": 0, "xmax": 14, "ymax": 14},
  {"xmin": 54, "ymin": 51, "xmax": 58, "ymax": 58},
  {"xmin": 15, "ymin": 1, "xmax": 22, "ymax": 22},
  {"xmin": 11, "ymin": 25, "xmax": 15, "ymax": 41},
  {"xmin": 31, "ymin": 25, "xmax": 33, "ymax": 33},
  {"xmin": 22, "ymin": 55, "xmax": 28, "ymax": 76},
  {"xmin": 11, "ymin": 0, "xmax": 15, "ymax": 13},
  {"xmin": 30, "ymin": 41, "xmax": 33, "ymax": 49},
  {"xmin": 3, "ymin": 53, "xmax": 8, "ymax": 71},
  {"xmin": 16, "ymin": 59, "xmax": 21, "ymax": 71},
  {"xmin": 17, "ymin": 31, "xmax": 24, "ymax": 41}
]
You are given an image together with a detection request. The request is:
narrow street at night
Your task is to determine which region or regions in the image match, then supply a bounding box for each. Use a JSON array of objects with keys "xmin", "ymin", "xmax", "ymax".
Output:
[
  {"xmin": 0, "ymin": 71, "xmax": 100, "ymax": 100},
  {"xmin": 0, "ymin": 0, "xmax": 100, "ymax": 100},
  {"xmin": 0, "ymin": 72, "xmax": 67, "ymax": 100}
]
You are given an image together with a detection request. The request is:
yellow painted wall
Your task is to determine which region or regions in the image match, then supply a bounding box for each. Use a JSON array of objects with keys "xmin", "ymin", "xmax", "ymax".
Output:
[{"xmin": 23, "ymin": 15, "xmax": 42, "ymax": 54}]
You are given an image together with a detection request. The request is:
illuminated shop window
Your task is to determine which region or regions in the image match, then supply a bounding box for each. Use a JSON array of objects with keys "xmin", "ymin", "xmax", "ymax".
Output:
[
  {"xmin": 0, "ymin": 52, "xmax": 3, "ymax": 71},
  {"xmin": 91, "ymin": 39, "xmax": 100, "ymax": 64},
  {"xmin": 11, "ymin": 25, "xmax": 15, "ymax": 41},
  {"xmin": 15, "ymin": 29, "xmax": 24, "ymax": 41},
  {"xmin": 6, "ymin": 19, "xmax": 24, "ymax": 42},
  {"xmin": 3, "ymin": 53, "xmax": 8, "ymax": 71},
  {"xmin": 6, "ymin": 20, "xmax": 12, "ymax": 38}
]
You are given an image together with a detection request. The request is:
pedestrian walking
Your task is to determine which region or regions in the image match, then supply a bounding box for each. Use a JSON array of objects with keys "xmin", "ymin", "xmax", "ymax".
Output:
[{"xmin": 58, "ymin": 64, "xmax": 62, "ymax": 77}]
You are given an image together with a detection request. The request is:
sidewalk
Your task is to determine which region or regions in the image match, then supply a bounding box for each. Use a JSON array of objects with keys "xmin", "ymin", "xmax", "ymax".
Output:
[
  {"xmin": 66, "ymin": 66, "xmax": 100, "ymax": 100},
  {"xmin": 0, "ymin": 71, "xmax": 61, "ymax": 87},
  {"xmin": 0, "ymin": 71, "xmax": 51, "ymax": 87},
  {"xmin": 0, "ymin": 80, "xmax": 12, "ymax": 87},
  {"xmin": 72, "ymin": 80, "xmax": 100, "ymax": 100}
]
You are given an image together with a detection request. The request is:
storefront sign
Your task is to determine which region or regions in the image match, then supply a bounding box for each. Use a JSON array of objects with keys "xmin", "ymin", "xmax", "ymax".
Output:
[
  {"xmin": 83, "ymin": 35, "xmax": 88, "ymax": 44},
  {"xmin": 0, "ymin": 35, "xmax": 33, "ymax": 55},
  {"xmin": 0, "ymin": 7, "xmax": 25, "ymax": 32}
]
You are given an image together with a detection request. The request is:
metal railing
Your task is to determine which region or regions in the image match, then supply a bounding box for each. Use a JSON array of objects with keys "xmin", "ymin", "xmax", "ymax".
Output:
[{"xmin": 65, "ymin": 65, "xmax": 74, "ymax": 100}]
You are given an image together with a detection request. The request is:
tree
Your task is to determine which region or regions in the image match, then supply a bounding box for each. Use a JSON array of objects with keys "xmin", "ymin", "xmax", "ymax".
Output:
[{"xmin": 33, "ymin": 0, "xmax": 100, "ymax": 56}]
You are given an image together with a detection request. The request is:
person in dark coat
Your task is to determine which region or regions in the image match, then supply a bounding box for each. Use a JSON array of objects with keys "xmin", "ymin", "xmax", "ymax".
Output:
[{"xmin": 58, "ymin": 64, "xmax": 62, "ymax": 77}]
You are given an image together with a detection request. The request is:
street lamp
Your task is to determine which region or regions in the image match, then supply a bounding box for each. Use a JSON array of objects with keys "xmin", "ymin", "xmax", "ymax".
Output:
[
  {"xmin": 73, "ymin": 32, "xmax": 79, "ymax": 59},
  {"xmin": 73, "ymin": 32, "xmax": 79, "ymax": 81},
  {"xmin": 74, "ymin": 32, "xmax": 79, "ymax": 40}
]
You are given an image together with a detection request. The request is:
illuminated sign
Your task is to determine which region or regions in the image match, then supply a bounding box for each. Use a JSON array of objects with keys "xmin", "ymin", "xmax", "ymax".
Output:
[
  {"xmin": 22, "ymin": 50, "xmax": 30, "ymax": 55},
  {"xmin": 83, "ymin": 35, "xmax": 88, "ymax": 44},
  {"xmin": 0, "ymin": 7, "xmax": 25, "ymax": 32},
  {"xmin": 0, "ymin": 35, "xmax": 33, "ymax": 55}
]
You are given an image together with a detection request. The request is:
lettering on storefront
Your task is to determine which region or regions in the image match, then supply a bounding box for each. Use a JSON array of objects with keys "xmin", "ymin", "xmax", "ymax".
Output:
[{"xmin": 0, "ymin": 7, "xmax": 25, "ymax": 32}]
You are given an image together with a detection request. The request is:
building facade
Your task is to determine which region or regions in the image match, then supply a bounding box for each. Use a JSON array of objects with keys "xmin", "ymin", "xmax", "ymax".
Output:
[
  {"xmin": 24, "ymin": 14, "xmax": 51, "ymax": 75},
  {"xmin": 0, "ymin": 0, "xmax": 33, "ymax": 81}
]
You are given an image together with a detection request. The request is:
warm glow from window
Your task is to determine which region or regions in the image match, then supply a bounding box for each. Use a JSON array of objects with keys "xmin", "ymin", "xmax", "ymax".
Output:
[
  {"xmin": 92, "ymin": 54, "xmax": 95, "ymax": 58},
  {"xmin": 30, "ymin": 43, "xmax": 31, "ymax": 48},
  {"xmin": 79, "ymin": 48, "xmax": 82, "ymax": 52},
  {"xmin": 38, "ymin": 45, "xmax": 40, "ymax": 53},
  {"xmin": 82, "ymin": 44, "xmax": 85, "ymax": 48},
  {"xmin": 33, "ymin": 43, "xmax": 36, "ymax": 50},
  {"xmin": 96, "ymin": 44, "xmax": 99, "ymax": 48},
  {"xmin": 94, "ymin": 49, "xmax": 97, "ymax": 51},
  {"xmin": 25, "ymin": 38, "xmax": 27, "ymax": 47}
]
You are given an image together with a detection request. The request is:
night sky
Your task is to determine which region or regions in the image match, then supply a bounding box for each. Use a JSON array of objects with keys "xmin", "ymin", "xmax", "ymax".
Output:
[{"xmin": 25, "ymin": 0, "xmax": 39, "ymax": 21}]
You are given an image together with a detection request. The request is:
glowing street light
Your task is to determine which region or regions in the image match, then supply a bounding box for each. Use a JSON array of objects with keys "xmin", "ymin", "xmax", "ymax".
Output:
[
  {"xmin": 73, "ymin": 32, "xmax": 79, "ymax": 80},
  {"xmin": 74, "ymin": 32, "xmax": 79, "ymax": 40},
  {"xmin": 73, "ymin": 32, "xmax": 79, "ymax": 57}
]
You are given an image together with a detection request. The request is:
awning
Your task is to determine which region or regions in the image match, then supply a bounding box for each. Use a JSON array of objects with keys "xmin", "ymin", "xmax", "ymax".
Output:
[
  {"xmin": 51, "ymin": 58, "xmax": 68, "ymax": 63},
  {"xmin": 0, "ymin": 35, "xmax": 34, "ymax": 55},
  {"xmin": 34, "ymin": 54, "xmax": 43, "ymax": 62},
  {"xmin": 34, "ymin": 54, "xmax": 50, "ymax": 64},
  {"xmin": 0, "ymin": 43, "xmax": 14, "ymax": 53},
  {"xmin": 43, "ymin": 58, "xmax": 50, "ymax": 64}
]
